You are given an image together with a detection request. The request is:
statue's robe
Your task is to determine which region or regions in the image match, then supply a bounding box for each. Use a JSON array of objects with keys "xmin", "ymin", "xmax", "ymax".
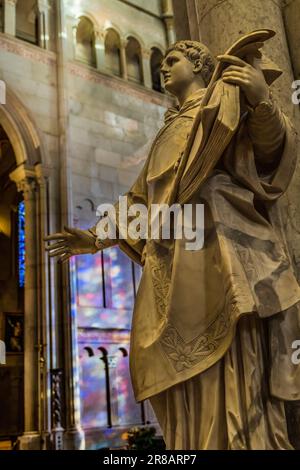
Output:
[{"xmin": 95, "ymin": 82, "xmax": 300, "ymax": 449}]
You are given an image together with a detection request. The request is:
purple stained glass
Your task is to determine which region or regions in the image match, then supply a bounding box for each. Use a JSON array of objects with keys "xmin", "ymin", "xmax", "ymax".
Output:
[
  {"xmin": 79, "ymin": 338, "xmax": 143, "ymax": 430},
  {"xmin": 18, "ymin": 201, "xmax": 25, "ymax": 288},
  {"xmin": 103, "ymin": 247, "xmax": 134, "ymax": 310},
  {"xmin": 116, "ymin": 352, "xmax": 142, "ymax": 425},
  {"xmin": 79, "ymin": 351, "xmax": 108, "ymax": 428},
  {"xmin": 76, "ymin": 252, "xmax": 104, "ymax": 308}
]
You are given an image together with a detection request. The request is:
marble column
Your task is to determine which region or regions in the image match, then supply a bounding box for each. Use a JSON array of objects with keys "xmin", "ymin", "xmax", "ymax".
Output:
[
  {"xmin": 3, "ymin": 0, "xmax": 17, "ymax": 36},
  {"xmin": 0, "ymin": 80, "xmax": 6, "ymax": 105},
  {"xmin": 120, "ymin": 39, "xmax": 128, "ymax": 80},
  {"xmin": 95, "ymin": 29, "xmax": 106, "ymax": 72},
  {"xmin": 162, "ymin": 0, "xmax": 176, "ymax": 45},
  {"xmin": 37, "ymin": 0, "xmax": 51, "ymax": 50},
  {"xmin": 55, "ymin": 0, "xmax": 85, "ymax": 450},
  {"xmin": 10, "ymin": 165, "xmax": 41, "ymax": 450},
  {"xmin": 141, "ymin": 48, "xmax": 153, "ymax": 89},
  {"xmin": 35, "ymin": 164, "xmax": 52, "ymax": 449}
]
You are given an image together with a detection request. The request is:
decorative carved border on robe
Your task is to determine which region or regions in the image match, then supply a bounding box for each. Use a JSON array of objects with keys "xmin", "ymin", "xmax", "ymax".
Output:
[{"xmin": 159, "ymin": 311, "xmax": 232, "ymax": 373}]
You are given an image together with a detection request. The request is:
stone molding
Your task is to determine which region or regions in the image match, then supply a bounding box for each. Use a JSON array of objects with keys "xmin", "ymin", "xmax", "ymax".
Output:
[
  {"xmin": 9, "ymin": 164, "xmax": 36, "ymax": 195},
  {"xmin": 0, "ymin": 32, "xmax": 56, "ymax": 66},
  {"xmin": 68, "ymin": 61, "xmax": 173, "ymax": 107}
]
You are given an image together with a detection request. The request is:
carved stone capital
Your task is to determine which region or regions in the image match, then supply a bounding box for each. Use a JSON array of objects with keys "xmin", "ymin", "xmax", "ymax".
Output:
[
  {"xmin": 162, "ymin": 0, "xmax": 174, "ymax": 16},
  {"xmin": 4, "ymin": 0, "xmax": 18, "ymax": 6},
  {"xmin": 141, "ymin": 48, "xmax": 151, "ymax": 59},
  {"xmin": 94, "ymin": 28, "xmax": 105, "ymax": 41},
  {"xmin": 37, "ymin": 0, "xmax": 51, "ymax": 13},
  {"xmin": 35, "ymin": 163, "xmax": 51, "ymax": 187},
  {"xmin": 17, "ymin": 178, "xmax": 36, "ymax": 197},
  {"xmin": 9, "ymin": 165, "xmax": 36, "ymax": 197},
  {"xmin": 120, "ymin": 38, "xmax": 128, "ymax": 49}
]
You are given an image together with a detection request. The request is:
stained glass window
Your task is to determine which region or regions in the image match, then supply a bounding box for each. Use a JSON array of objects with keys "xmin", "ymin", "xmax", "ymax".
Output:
[
  {"xmin": 76, "ymin": 246, "xmax": 137, "ymax": 313},
  {"xmin": 80, "ymin": 351, "xmax": 108, "ymax": 428},
  {"xmin": 103, "ymin": 247, "xmax": 135, "ymax": 310},
  {"xmin": 76, "ymin": 252, "xmax": 104, "ymax": 308},
  {"xmin": 18, "ymin": 201, "xmax": 25, "ymax": 288},
  {"xmin": 76, "ymin": 243, "xmax": 146, "ymax": 437}
]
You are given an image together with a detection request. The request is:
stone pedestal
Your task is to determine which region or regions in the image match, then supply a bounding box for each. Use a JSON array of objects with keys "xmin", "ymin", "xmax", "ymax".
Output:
[{"xmin": 18, "ymin": 432, "xmax": 41, "ymax": 450}]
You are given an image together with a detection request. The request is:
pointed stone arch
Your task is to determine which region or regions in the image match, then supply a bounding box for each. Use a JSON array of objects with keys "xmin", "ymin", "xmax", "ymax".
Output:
[
  {"xmin": 0, "ymin": 82, "xmax": 51, "ymax": 450},
  {"xmin": 0, "ymin": 85, "xmax": 44, "ymax": 167}
]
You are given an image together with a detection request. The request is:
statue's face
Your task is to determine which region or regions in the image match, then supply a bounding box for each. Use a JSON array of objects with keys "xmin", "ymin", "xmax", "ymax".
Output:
[{"xmin": 161, "ymin": 50, "xmax": 200, "ymax": 96}]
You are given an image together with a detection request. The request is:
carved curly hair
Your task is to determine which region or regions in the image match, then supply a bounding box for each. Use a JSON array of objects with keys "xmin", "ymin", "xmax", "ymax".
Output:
[{"xmin": 165, "ymin": 40, "xmax": 216, "ymax": 86}]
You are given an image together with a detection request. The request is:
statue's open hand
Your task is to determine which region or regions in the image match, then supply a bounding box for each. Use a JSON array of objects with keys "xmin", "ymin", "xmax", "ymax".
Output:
[
  {"xmin": 44, "ymin": 226, "xmax": 97, "ymax": 263},
  {"xmin": 218, "ymin": 54, "xmax": 269, "ymax": 107}
]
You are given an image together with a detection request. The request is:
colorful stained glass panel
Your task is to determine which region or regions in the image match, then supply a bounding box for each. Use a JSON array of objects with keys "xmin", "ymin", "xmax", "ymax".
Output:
[
  {"xmin": 76, "ymin": 252, "xmax": 104, "ymax": 308},
  {"xmin": 103, "ymin": 247, "xmax": 134, "ymax": 310},
  {"xmin": 18, "ymin": 201, "xmax": 25, "ymax": 288}
]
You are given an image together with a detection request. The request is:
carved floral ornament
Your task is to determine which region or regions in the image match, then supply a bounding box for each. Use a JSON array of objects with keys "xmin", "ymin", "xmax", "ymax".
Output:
[{"xmin": 9, "ymin": 164, "xmax": 47, "ymax": 195}]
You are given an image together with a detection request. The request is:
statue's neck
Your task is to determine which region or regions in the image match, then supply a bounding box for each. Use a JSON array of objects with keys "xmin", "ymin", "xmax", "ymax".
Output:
[{"xmin": 177, "ymin": 81, "xmax": 205, "ymax": 107}]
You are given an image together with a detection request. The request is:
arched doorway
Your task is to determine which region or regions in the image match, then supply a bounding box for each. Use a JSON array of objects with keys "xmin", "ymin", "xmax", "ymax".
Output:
[
  {"xmin": 0, "ymin": 124, "xmax": 24, "ymax": 447},
  {"xmin": 0, "ymin": 86, "xmax": 50, "ymax": 450}
]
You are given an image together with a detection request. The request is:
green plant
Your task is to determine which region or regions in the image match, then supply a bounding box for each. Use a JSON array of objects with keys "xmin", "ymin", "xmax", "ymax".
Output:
[{"xmin": 127, "ymin": 426, "xmax": 164, "ymax": 451}]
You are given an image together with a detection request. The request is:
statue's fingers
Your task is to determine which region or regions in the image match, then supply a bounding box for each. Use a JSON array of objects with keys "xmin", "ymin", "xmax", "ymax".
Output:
[
  {"xmin": 217, "ymin": 54, "xmax": 248, "ymax": 68},
  {"xmin": 59, "ymin": 253, "xmax": 72, "ymax": 263},
  {"xmin": 222, "ymin": 71, "xmax": 247, "ymax": 79},
  {"xmin": 222, "ymin": 76, "xmax": 248, "ymax": 88},
  {"xmin": 44, "ymin": 233, "xmax": 68, "ymax": 242},
  {"xmin": 222, "ymin": 65, "xmax": 247, "ymax": 74},
  {"xmin": 48, "ymin": 248, "xmax": 70, "ymax": 258},
  {"xmin": 45, "ymin": 241, "xmax": 67, "ymax": 252}
]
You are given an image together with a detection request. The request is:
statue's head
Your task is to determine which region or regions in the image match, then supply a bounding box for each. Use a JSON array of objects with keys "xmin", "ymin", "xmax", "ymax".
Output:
[{"xmin": 161, "ymin": 40, "xmax": 215, "ymax": 96}]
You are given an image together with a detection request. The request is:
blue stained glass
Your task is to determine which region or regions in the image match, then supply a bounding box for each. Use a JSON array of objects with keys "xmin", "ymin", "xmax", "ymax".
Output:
[{"xmin": 18, "ymin": 201, "xmax": 25, "ymax": 288}]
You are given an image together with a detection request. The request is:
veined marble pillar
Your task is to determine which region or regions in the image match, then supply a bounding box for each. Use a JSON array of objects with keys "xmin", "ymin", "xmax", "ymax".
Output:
[
  {"xmin": 3, "ymin": 0, "xmax": 17, "ymax": 36},
  {"xmin": 162, "ymin": 0, "xmax": 176, "ymax": 45},
  {"xmin": 9, "ymin": 165, "xmax": 41, "ymax": 450},
  {"xmin": 95, "ymin": 29, "xmax": 106, "ymax": 72},
  {"xmin": 35, "ymin": 164, "xmax": 52, "ymax": 449},
  {"xmin": 56, "ymin": 0, "xmax": 85, "ymax": 450},
  {"xmin": 37, "ymin": 0, "xmax": 51, "ymax": 50},
  {"xmin": 141, "ymin": 48, "xmax": 153, "ymax": 89},
  {"xmin": 120, "ymin": 39, "xmax": 128, "ymax": 80}
]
